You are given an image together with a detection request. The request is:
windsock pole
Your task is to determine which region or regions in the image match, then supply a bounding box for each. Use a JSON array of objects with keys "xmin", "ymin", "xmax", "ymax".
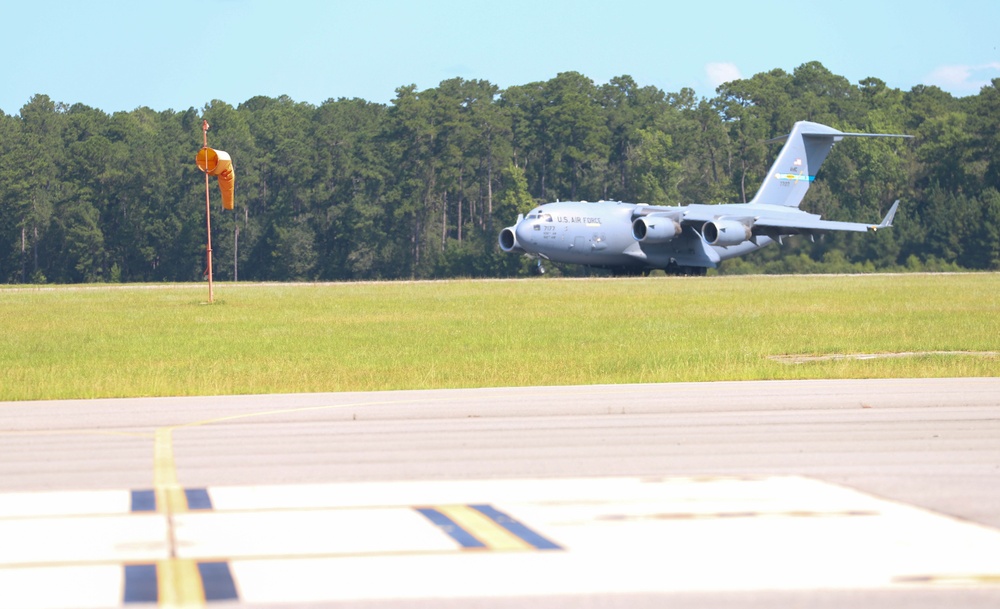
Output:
[{"xmin": 202, "ymin": 120, "xmax": 214, "ymax": 304}]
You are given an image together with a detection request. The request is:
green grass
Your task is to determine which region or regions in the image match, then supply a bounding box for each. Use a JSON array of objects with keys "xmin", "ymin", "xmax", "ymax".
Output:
[{"xmin": 1, "ymin": 274, "xmax": 998, "ymax": 401}]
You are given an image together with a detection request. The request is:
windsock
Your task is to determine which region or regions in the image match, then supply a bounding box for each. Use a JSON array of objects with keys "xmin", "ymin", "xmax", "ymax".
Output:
[{"xmin": 196, "ymin": 147, "xmax": 235, "ymax": 210}]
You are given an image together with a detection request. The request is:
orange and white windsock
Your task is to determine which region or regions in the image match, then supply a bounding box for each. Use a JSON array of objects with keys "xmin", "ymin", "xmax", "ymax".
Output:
[{"xmin": 195, "ymin": 147, "xmax": 235, "ymax": 210}]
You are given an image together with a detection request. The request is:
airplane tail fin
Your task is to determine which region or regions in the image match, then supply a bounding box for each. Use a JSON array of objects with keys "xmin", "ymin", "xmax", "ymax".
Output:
[{"xmin": 749, "ymin": 121, "xmax": 912, "ymax": 208}]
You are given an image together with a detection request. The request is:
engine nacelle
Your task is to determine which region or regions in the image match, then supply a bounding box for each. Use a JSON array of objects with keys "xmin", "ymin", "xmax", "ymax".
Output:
[
  {"xmin": 632, "ymin": 215, "xmax": 681, "ymax": 244},
  {"xmin": 703, "ymin": 220, "xmax": 752, "ymax": 246},
  {"xmin": 498, "ymin": 226, "xmax": 524, "ymax": 253}
]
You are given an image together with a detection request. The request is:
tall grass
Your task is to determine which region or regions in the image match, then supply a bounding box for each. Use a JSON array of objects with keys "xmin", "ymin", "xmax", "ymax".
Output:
[{"xmin": 1, "ymin": 274, "xmax": 997, "ymax": 401}]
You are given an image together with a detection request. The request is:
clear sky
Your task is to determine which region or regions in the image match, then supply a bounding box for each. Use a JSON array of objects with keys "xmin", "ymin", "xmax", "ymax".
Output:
[{"xmin": 2, "ymin": 0, "xmax": 998, "ymax": 115}]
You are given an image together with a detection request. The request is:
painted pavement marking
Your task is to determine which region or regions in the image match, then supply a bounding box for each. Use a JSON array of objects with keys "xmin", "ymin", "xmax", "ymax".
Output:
[
  {"xmin": 122, "ymin": 560, "xmax": 238, "ymax": 605},
  {"xmin": 1, "ymin": 476, "xmax": 999, "ymax": 608},
  {"xmin": 129, "ymin": 489, "xmax": 213, "ymax": 513},
  {"xmin": 416, "ymin": 504, "xmax": 562, "ymax": 551}
]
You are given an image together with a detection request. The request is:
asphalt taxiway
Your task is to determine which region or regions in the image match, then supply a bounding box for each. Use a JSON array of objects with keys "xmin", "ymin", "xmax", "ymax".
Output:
[{"xmin": 1, "ymin": 378, "xmax": 999, "ymax": 608}]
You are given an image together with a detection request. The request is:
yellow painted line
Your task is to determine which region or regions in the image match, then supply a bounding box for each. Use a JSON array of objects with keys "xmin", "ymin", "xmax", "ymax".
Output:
[
  {"xmin": 149, "ymin": 396, "xmax": 472, "ymax": 517},
  {"xmin": 150, "ymin": 389, "xmax": 628, "ymax": 515},
  {"xmin": 148, "ymin": 389, "xmax": 612, "ymax": 523},
  {"xmin": 168, "ymin": 397, "xmax": 457, "ymax": 430},
  {"xmin": 157, "ymin": 558, "xmax": 204, "ymax": 608},
  {"xmin": 153, "ymin": 427, "xmax": 188, "ymax": 514},
  {"xmin": 159, "ymin": 384, "xmax": 630, "ymax": 437},
  {"xmin": 151, "ymin": 400, "xmax": 437, "ymax": 515},
  {"xmin": 434, "ymin": 505, "xmax": 534, "ymax": 551}
]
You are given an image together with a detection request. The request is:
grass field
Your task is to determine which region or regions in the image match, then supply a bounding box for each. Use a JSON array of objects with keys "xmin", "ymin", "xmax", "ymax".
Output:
[{"xmin": 1, "ymin": 274, "xmax": 998, "ymax": 401}]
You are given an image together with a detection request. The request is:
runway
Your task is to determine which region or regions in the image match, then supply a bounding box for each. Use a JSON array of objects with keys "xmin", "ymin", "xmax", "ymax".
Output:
[{"xmin": 1, "ymin": 378, "xmax": 999, "ymax": 607}]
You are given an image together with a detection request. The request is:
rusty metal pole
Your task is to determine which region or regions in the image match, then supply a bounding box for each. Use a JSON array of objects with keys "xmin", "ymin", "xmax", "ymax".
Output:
[{"xmin": 202, "ymin": 120, "xmax": 214, "ymax": 304}]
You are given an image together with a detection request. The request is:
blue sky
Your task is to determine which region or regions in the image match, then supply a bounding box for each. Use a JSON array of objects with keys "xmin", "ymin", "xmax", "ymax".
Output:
[{"xmin": 2, "ymin": 0, "xmax": 998, "ymax": 115}]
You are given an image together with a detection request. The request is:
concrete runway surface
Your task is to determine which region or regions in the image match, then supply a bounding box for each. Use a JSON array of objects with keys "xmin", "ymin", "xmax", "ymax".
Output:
[{"xmin": 1, "ymin": 378, "xmax": 999, "ymax": 608}]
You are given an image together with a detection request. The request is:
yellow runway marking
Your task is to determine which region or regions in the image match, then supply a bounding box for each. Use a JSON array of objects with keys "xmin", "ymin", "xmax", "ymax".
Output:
[
  {"xmin": 433, "ymin": 505, "xmax": 534, "ymax": 551},
  {"xmin": 149, "ymin": 394, "xmax": 485, "ymax": 507},
  {"xmin": 157, "ymin": 559, "xmax": 204, "ymax": 607},
  {"xmin": 150, "ymin": 396, "xmax": 479, "ymax": 514},
  {"xmin": 153, "ymin": 428, "xmax": 188, "ymax": 515},
  {"xmin": 148, "ymin": 387, "xmax": 624, "ymax": 513}
]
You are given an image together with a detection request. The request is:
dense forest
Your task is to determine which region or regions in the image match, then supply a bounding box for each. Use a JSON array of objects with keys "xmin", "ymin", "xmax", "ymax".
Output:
[{"xmin": 1, "ymin": 61, "xmax": 998, "ymax": 283}]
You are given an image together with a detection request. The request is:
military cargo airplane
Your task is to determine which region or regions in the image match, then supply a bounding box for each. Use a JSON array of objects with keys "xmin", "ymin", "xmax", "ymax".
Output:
[{"xmin": 498, "ymin": 120, "xmax": 911, "ymax": 275}]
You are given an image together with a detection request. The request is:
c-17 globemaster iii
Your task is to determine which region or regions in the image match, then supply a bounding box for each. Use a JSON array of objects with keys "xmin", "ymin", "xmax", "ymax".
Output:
[{"xmin": 498, "ymin": 120, "xmax": 912, "ymax": 275}]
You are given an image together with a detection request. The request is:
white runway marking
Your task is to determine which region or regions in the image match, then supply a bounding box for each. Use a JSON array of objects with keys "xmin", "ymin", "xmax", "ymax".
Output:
[{"xmin": 1, "ymin": 476, "xmax": 999, "ymax": 607}]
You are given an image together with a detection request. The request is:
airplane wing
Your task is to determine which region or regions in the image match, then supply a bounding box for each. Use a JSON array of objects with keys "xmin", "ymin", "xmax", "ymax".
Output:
[
  {"xmin": 633, "ymin": 200, "xmax": 899, "ymax": 237},
  {"xmin": 754, "ymin": 200, "xmax": 899, "ymax": 235}
]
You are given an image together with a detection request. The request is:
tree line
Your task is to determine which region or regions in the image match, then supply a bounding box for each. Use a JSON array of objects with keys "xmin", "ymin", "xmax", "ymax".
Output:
[{"xmin": 1, "ymin": 61, "xmax": 998, "ymax": 284}]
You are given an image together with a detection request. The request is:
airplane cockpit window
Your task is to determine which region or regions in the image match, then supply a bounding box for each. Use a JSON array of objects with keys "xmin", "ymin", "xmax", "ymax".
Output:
[{"xmin": 523, "ymin": 211, "xmax": 553, "ymax": 222}]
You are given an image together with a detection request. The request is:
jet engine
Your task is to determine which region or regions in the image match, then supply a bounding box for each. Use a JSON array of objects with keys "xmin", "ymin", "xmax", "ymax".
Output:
[
  {"xmin": 703, "ymin": 220, "xmax": 752, "ymax": 246},
  {"xmin": 632, "ymin": 215, "xmax": 681, "ymax": 244},
  {"xmin": 498, "ymin": 226, "xmax": 524, "ymax": 253}
]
